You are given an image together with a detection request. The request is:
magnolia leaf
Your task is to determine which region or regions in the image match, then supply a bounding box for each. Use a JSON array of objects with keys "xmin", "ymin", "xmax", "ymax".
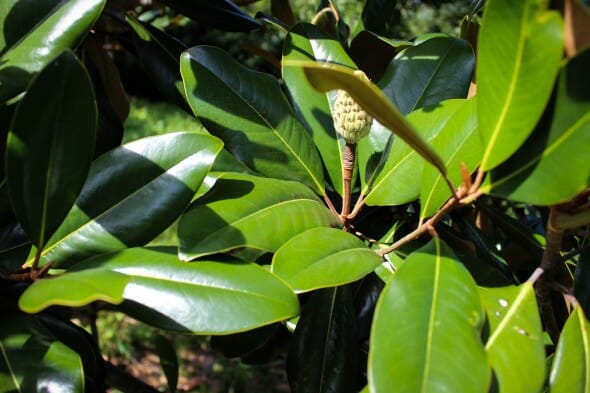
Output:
[
  {"xmin": 272, "ymin": 227, "xmax": 382, "ymax": 293},
  {"xmin": 369, "ymin": 239, "xmax": 489, "ymax": 392},
  {"xmin": 477, "ymin": 0, "xmax": 563, "ymax": 170},
  {"xmin": 179, "ymin": 173, "xmax": 340, "ymax": 260}
]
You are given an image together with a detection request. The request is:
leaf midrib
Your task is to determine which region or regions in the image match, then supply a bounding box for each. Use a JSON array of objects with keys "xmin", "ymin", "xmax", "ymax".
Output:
[
  {"xmin": 198, "ymin": 57, "xmax": 324, "ymax": 194},
  {"xmin": 480, "ymin": 4, "xmax": 530, "ymax": 169}
]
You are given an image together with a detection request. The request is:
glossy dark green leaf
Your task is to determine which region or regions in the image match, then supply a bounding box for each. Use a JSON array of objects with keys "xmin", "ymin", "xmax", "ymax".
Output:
[
  {"xmin": 364, "ymin": 99, "xmax": 466, "ymax": 205},
  {"xmin": 210, "ymin": 324, "xmax": 278, "ymax": 359},
  {"xmin": 6, "ymin": 50, "xmax": 96, "ymax": 248},
  {"xmin": 482, "ymin": 48, "xmax": 590, "ymax": 205},
  {"xmin": 379, "ymin": 36, "xmax": 475, "ymax": 115},
  {"xmin": 549, "ymin": 307, "xmax": 590, "ymax": 393},
  {"xmin": 480, "ymin": 284, "xmax": 545, "ymax": 393},
  {"xmin": 19, "ymin": 269, "xmax": 130, "ymax": 313},
  {"xmin": 178, "ymin": 173, "xmax": 340, "ymax": 260},
  {"xmin": 0, "ymin": 0, "xmax": 105, "ymax": 102},
  {"xmin": 126, "ymin": 15, "xmax": 189, "ymax": 110},
  {"xmin": 420, "ymin": 98, "xmax": 480, "ymax": 218},
  {"xmin": 0, "ymin": 313, "xmax": 84, "ymax": 392},
  {"xmin": 284, "ymin": 60, "xmax": 447, "ymax": 177},
  {"xmin": 181, "ymin": 46, "xmax": 325, "ymax": 195},
  {"xmin": 36, "ymin": 247, "xmax": 298, "ymax": 334},
  {"xmin": 369, "ymin": 239, "xmax": 489, "ymax": 392},
  {"xmin": 158, "ymin": 0, "xmax": 261, "ymax": 31},
  {"xmin": 282, "ymin": 23, "xmax": 357, "ymax": 196},
  {"xmin": 272, "ymin": 227, "xmax": 381, "ymax": 293},
  {"xmin": 349, "ymin": 31, "xmax": 411, "ymax": 81},
  {"xmin": 477, "ymin": 0, "xmax": 563, "ymax": 170},
  {"xmin": 36, "ymin": 132, "xmax": 222, "ymax": 268},
  {"xmin": 155, "ymin": 334, "xmax": 179, "ymax": 393},
  {"xmin": 288, "ymin": 286, "xmax": 358, "ymax": 393},
  {"xmin": 357, "ymin": 120, "xmax": 392, "ymax": 194}
]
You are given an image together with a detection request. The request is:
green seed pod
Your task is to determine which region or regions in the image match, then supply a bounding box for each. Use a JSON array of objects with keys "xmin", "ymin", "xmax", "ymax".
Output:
[{"xmin": 333, "ymin": 86, "xmax": 373, "ymax": 144}]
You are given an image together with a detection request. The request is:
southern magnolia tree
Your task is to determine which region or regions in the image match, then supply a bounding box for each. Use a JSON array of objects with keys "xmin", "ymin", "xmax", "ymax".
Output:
[{"xmin": 1, "ymin": 0, "xmax": 589, "ymax": 392}]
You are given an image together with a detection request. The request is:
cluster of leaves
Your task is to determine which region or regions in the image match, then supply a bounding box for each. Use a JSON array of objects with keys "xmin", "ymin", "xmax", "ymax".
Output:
[{"xmin": 1, "ymin": 0, "xmax": 590, "ymax": 392}]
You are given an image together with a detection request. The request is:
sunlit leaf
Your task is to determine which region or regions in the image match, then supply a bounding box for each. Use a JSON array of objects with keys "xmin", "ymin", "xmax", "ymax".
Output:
[
  {"xmin": 36, "ymin": 132, "xmax": 222, "ymax": 268},
  {"xmin": 480, "ymin": 283, "xmax": 545, "ymax": 393},
  {"xmin": 477, "ymin": 0, "xmax": 563, "ymax": 170},
  {"xmin": 181, "ymin": 46, "xmax": 325, "ymax": 195},
  {"xmin": 549, "ymin": 307, "xmax": 590, "ymax": 393},
  {"xmin": 0, "ymin": 0, "xmax": 105, "ymax": 102},
  {"xmin": 282, "ymin": 23, "xmax": 356, "ymax": 196},
  {"xmin": 179, "ymin": 173, "xmax": 340, "ymax": 260},
  {"xmin": 482, "ymin": 48, "xmax": 590, "ymax": 205},
  {"xmin": 272, "ymin": 227, "xmax": 382, "ymax": 293},
  {"xmin": 369, "ymin": 239, "xmax": 489, "ymax": 392}
]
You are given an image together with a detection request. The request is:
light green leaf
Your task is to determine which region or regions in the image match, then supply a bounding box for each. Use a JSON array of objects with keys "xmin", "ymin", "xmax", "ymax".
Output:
[
  {"xmin": 284, "ymin": 60, "xmax": 446, "ymax": 176},
  {"xmin": 271, "ymin": 227, "xmax": 382, "ymax": 293},
  {"xmin": 549, "ymin": 307, "xmax": 590, "ymax": 393},
  {"xmin": 0, "ymin": 0, "xmax": 106, "ymax": 102},
  {"xmin": 36, "ymin": 132, "xmax": 223, "ymax": 268},
  {"xmin": 482, "ymin": 48, "xmax": 590, "ymax": 205},
  {"xmin": 6, "ymin": 50, "xmax": 96, "ymax": 248},
  {"xmin": 420, "ymin": 98, "xmax": 480, "ymax": 218},
  {"xmin": 477, "ymin": 0, "xmax": 563, "ymax": 170},
  {"xmin": 61, "ymin": 247, "xmax": 298, "ymax": 334},
  {"xmin": 0, "ymin": 314, "xmax": 84, "ymax": 392},
  {"xmin": 181, "ymin": 45, "xmax": 325, "ymax": 195},
  {"xmin": 369, "ymin": 239, "xmax": 489, "ymax": 392},
  {"xmin": 178, "ymin": 173, "xmax": 340, "ymax": 260},
  {"xmin": 282, "ymin": 23, "xmax": 357, "ymax": 196},
  {"xmin": 480, "ymin": 284, "xmax": 545, "ymax": 393},
  {"xmin": 19, "ymin": 270, "xmax": 130, "ymax": 313},
  {"xmin": 364, "ymin": 99, "xmax": 467, "ymax": 206}
]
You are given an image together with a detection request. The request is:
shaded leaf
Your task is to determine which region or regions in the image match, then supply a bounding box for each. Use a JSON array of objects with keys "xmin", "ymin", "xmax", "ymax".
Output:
[
  {"xmin": 181, "ymin": 46, "xmax": 325, "ymax": 195},
  {"xmin": 158, "ymin": 0, "xmax": 261, "ymax": 31},
  {"xmin": 369, "ymin": 239, "xmax": 489, "ymax": 392},
  {"xmin": 288, "ymin": 286, "xmax": 358, "ymax": 393},
  {"xmin": 364, "ymin": 99, "xmax": 467, "ymax": 205},
  {"xmin": 379, "ymin": 36, "xmax": 475, "ymax": 115},
  {"xmin": 285, "ymin": 60, "xmax": 446, "ymax": 176},
  {"xmin": 155, "ymin": 334, "xmax": 179, "ymax": 393},
  {"xmin": 37, "ymin": 132, "xmax": 222, "ymax": 268},
  {"xmin": 6, "ymin": 50, "xmax": 96, "ymax": 248},
  {"xmin": 0, "ymin": 0, "xmax": 106, "ymax": 102},
  {"xmin": 549, "ymin": 307, "xmax": 590, "ymax": 393},
  {"xmin": 0, "ymin": 313, "xmax": 84, "ymax": 392},
  {"xmin": 477, "ymin": 0, "xmax": 563, "ymax": 170},
  {"xmin": 420, "ymin": 98, "xmax": 480, "ymax": 218},
  {"xmin": 282, "ymin": 23, "xmax": 356, "ymax": 196},
  {"xmin": 19, "ymin": 269, "xmax": 130, "ymax": 313},
  {"xmin": 178, "ymin": 173, "xmax": 340, "ymax": 261},
  {"xmin": 349, "ymin": 31, "xmax": 411, "ymax": 81},
  {"xmin": 272, "ymin": 227, "xmax": 382, "ymax": 293},
  {"xmin": 483, "ymin": 48, "xmax": 590, "ymax": 205},
  {"xmin": 480, "ymin": 283, "xmax": 545, "ymax": 393},
  {"xmin": 126, "ymin": 15, "xmax": 189, "ymax": 110}
]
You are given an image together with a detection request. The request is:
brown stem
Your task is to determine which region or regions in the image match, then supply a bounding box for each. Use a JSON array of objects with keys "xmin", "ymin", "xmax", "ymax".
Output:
[
  {"xmin": 341, "ymin": 143, "xmax": 356, "ymax": 219},
  {"xmin": 323, "ymin": 194, "xmax": 340, "ymax": 219},
  {"xmin": 535, "ymin": 207, "xmax": 566, "ymax": 344},
  {"xmin": 377, "ymin": 196, "xmax": 460, "ymax": 257}
]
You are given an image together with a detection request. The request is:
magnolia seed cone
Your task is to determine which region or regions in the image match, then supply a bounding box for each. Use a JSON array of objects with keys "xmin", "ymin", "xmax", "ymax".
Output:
[{"xmin": 333, "ymin": 89, "xmax": 373, "ymax": 144}]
